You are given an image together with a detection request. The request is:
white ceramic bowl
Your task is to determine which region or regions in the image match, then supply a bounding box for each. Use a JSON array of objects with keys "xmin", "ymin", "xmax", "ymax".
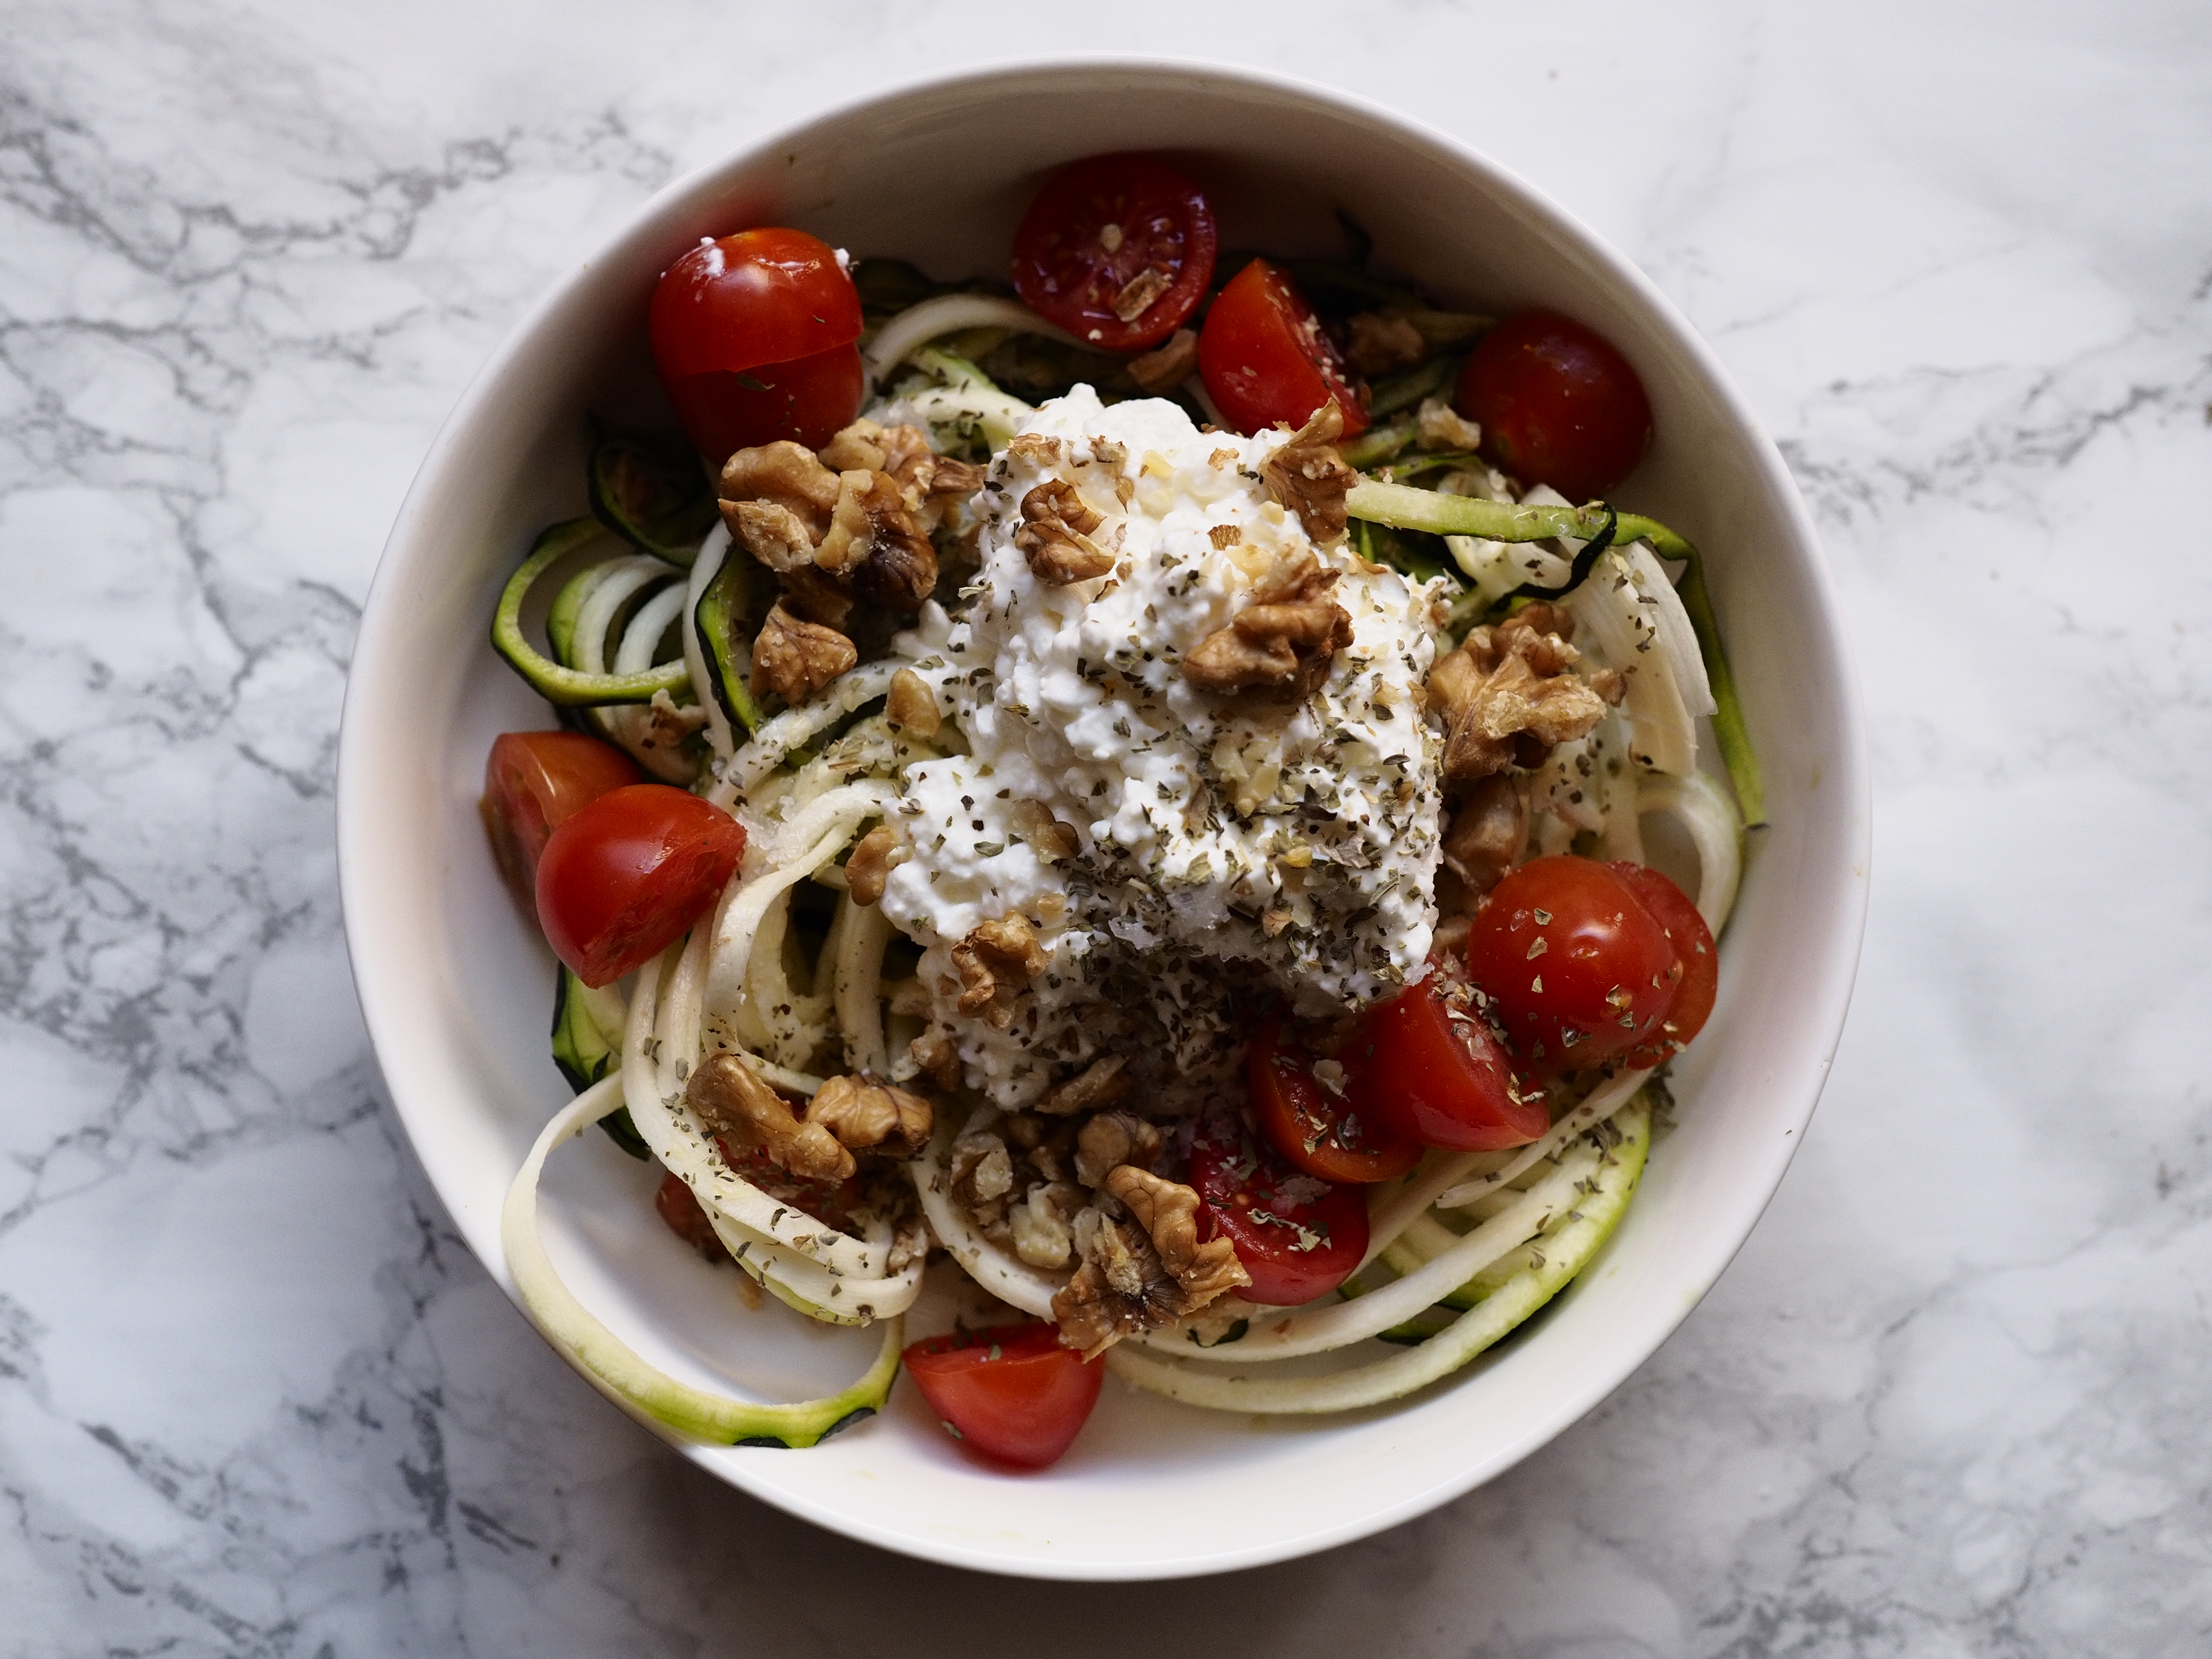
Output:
[{"xmin": 338, "ymin": 59, "xmax": 1868, "ymax": 1580}]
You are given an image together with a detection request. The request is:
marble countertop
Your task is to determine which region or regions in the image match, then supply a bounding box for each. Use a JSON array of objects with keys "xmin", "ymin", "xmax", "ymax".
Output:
[{"xmin": 4, "ymin": 1, "xmax": 2208, "ymax": 1652}]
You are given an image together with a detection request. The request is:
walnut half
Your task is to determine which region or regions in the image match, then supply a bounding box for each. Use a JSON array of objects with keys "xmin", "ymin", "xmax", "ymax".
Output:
[
  {"xmin": 1261, "ymin": 398, "xmax": 1357, "ymax": 543},
  {"xmin": 686, "ymin": 1053, "xmax": 854, "ymax": 1183},
  {"xmin": 1049, "ymin": 1167, "xmax": 1251, "ymax": 1358},
  {"xmin": 950, "ymin": 912, "xmax": 1047, "ymax": 1029},
  {"xmin": 806, "ymin": 1074, "xmax": 933, "ymax": 1160},
  {"xmin": 750, "ymin": 601, "xmax": 857, "ymax": 705},
  {"xmin": 1014, "ymin": 478, "xmax": 1115, "ymax": 586},
  {"xmin": 1428, "ymin": 601, "xmax": 1606, "ymax": 780},
  {"xmin": 1183, "ymin": 547, "xmax": 1354, "ymax": 702}
]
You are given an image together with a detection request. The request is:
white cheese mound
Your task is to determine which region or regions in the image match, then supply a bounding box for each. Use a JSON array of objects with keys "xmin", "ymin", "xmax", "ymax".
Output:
[{"xmin": 880, "ymin": 387, "xmax": 1447, "ymax": 1111}]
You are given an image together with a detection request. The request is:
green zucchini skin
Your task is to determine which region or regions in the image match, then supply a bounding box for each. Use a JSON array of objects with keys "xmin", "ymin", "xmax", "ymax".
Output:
[
  {"xmin": 588, "ymin": 431, "xmax": 718, "ymax": 567},
  {"xmin": 549, "ymin": 968, "xmax": 646, "ymax": 1158},
  {"xmin": 692, "ymin": 553, "xmax": 763, "ymax": 736},
  {"xmin": 490, "ymin": 519, "xmax": 691, "ymax": 707}
]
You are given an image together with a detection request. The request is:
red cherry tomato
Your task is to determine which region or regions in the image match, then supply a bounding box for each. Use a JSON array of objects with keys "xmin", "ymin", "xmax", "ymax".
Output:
[
  {"xmin": 654, "ymin": 1169, "xmax": 724, "ymax": 1260},
  {"xmin": 533, "ymin": 784, "xmax": 746, "ymax": 987},
  {"xmin": 481, "ymin": 731, "xmax": 642, "ymax": 907},
  {"xmin": 1454, "ymin": 309, "xmax": 1652, "ymax": 502},
  {"xmin": 902, "ymin": 1322, "xmax": 1103, "ymax": 1470},
  {"xmin": 1190, "ymin": 1117, "xmax": 1368, "ymax": 1306},
  {"xmin": 1197, "ymin": 258, "xmax": 1370, "ymax": 438},
  {"xmin": 1465, "ymin": 856, "xmax": 1681, "ymax": 1075},
  {"xmin": 1348, "ymin": 968, "xmax": 1550, "ymax": 1150},
  {"xmin": 648, "ymin": 228, "xmax": 865, "ymax": 458},
  {"xmin": 1611, "ymin": 862, "xmax": 1717, "ymax": 1069},
  {"xmin": 1246, "ymin": 1020, "xmax": 1420, "ymax": 1184},
  {"xmin": 1010, "ymin": 153, "xmax": 1218, "ymax": 352}
]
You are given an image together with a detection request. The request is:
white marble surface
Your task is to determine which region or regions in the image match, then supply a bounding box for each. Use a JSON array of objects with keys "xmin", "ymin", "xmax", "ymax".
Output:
[{"xmin": 3, "ymin": 0, "xmax": 2208, "ymax": 1651}]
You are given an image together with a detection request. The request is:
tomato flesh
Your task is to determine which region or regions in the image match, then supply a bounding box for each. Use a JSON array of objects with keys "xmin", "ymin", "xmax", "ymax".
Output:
[
  {"xmin": 533, "ymin": 784, "xmax": 746, "ymax": 987},
  {"xmin": 1465, "ymin": 855, "xmax": 1680, "ymax": 1075},
  {"xmin": 648, "ymin": 227, "xmax": 865, "ymax": 459},
  {"xmin": 1247, "ymin": 1020, "xmax": 1419, "ymax": 1184},
  {"xmin": 1610, "ymin": 862, "xmax": 1717, "ymax": 1069},
  {"xmin": 1197, "ymin": 258, "xmax": 1369, "ymax": 437},
  {"xmin": 1349, "ymin": 968, "xmax": 1549, "ymax": 1150},
  {"xmin": 481, "ymin": 731, "xmax": 642, "ymax": 909},
  {"xmin": 1190, "ymin": 1116, "xmax": 1368, "ymax": 1306},
  {"xmin": 902, "ymin": 1322, "xmax": 1103, "ymax": 1470},
  {"xmin": 1010, "ymin": 153, "xmax": 1217, "ymax": 352},
  {"xmin": 1454, "ymin": 309, "xmax": 1651, "ymax": 502}
]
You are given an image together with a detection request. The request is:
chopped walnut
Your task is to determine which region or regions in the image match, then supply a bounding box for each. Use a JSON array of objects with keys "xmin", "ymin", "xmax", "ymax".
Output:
[
  {"xmin": 886, "ymin": 667, "xmax": 942, "ymax": 738},
  {"xmin": 814, "ymin": 469, "xmax": 938, "ymax": 611},
  {"xmin": 1074, "ymin": 1110, "xmax": 1162, "ymax": 1189},
  {"xmin": 720, "ymin": 441, "xmax": 841, "ymax": 531},
  {"xmin": 1128, "ymin": 327, "xmax": 1199, "ymax": 394},
  {"xmin": 1261, "ymin": 398, "xmax": 1357, "ymax": 543},
  {"xmin": 951, "ymin": 913, "xmax": 1046, "ymax": 1028},
  {"xmin": 909, "ymin": 1029, "xmax": 961, "ymax": 1091},
  {"xmin": 844, "ymin": 824, "xmax": 904, "ymax": 907},
  {"xmin": 819, "ymin": 418, "xmax": 929, "ymax": 483},
  {"xmin": 1014, "ymin": 478, "xmax": 1115, "ymax": 585},
  {"xmin": 1415, "ymin": 394, "xmax": 1484, "ymax": 452},
  {"xmin": 1183, "ymin": 547, "xmax": 1355, "ymax": 701},
  {"xmin": 1111, "ymin": 265, "xmax": 1174, "ymax": 322},
  {"xmin": 1344, "ymin": 311, "xmax": 1428, "ymax": 378},
  {"xmin": 1006, "ymin": 433, "xmax": 1070, "ymax": 468},
  {"xmin": 750, "ymin": 600, "xmax": 857, "ymax": 704},
  {"xmin": 950, "ymin": 1125, "xmax": 1014, "ymax": 1210},
  {"xmin": 1034, "ymin": 1055, "xmax": 1131, "ymax": 1116},
  {"xmin": 1010, "ymin": 1179, "xmax": 1083, "ymax": 1269},
  {"xmin": 1050, "ymin": 1168, "xmax": 1250, "ymax": 1357},
  {"xmin": 634, "ymin": 688, "xmax": 708, "ymax": 769},
  {"xmin": 723, "ymin": 499, "xmax": 817, "ymax": 573},
  {"xmin": 1010, "ymin": 799, "xmax": 1081, "ymax": 863},
  {"xmin": 1428, "ymin": 601, "xmax": 1607, "ymax": 781},
  {"xmin": 1441, "ymin": 772, "xmax": 1529, "ymax": 893},
  {"xmin": 686, "ymin": 1053, "xmax": 854, "ymax": 1183},
  {"xmin": 806, "ymin": 1074, "xmax": 933, "ymax": 1159}
]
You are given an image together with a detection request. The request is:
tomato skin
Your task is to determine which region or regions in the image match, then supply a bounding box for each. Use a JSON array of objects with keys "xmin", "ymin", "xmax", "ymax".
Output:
[
  {"xmin": 481, "ymin": 731, "xmax": 643, "ymax": 907},
  {"xmin": 1246, "ymin": 1021, "xmax": 1420, "ymax": 1184},
  {"xmin": 1189, "ymin": 1118, "xmax": 1368, "ymax": 1306},
  {"xmin": 654, "ymin": 1170, "xmax": 724, "ymax": 1260},
  {"xmin": 1010, "ymin": 153, "xmax": 1217, "ymax": 352},
  {"xmin": 1465, "ymin": 856, "xmax": 1680, "ymax": 1075},
  {"xmin": 1350, "ymin": 971, "xmax": 1550, "ymax": 1151},
  {"xmin": 902, "ymin": 1322, "xmax": 1103, "ymax": 1470},
  {"xmin": 1197, "ymin": 258, "xmax": 1370, "ymax": 437},
  {"xmin": 1454, "ymin": 309, "xmax": 1651, "ymax": 502},
  {"xmin": 1610, "ymin": 863, "xmax": 1717, "ymax": 1068},
  {"xmin": 534, "ymin": 784, "xmax": 746, "ymax": 987},
  {"xmin": 649, "ymin": 228, "xmax": 865, "ymax": 458}
]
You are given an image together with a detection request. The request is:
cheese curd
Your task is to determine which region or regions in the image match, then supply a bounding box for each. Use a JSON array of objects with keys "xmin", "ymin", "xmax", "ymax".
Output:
[{"xmin": 879, "ymin": 387, "xmax": 1449, "ymax": 1109}]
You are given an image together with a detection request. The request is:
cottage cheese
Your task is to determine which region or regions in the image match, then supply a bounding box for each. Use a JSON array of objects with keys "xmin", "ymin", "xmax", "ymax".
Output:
[{"xmin": 879, "ymin": 387, "xmax": 1448, "ymax": 1110}]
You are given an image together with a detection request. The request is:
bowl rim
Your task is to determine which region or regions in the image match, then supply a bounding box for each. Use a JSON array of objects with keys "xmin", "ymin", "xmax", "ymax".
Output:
[{"xmin": 338, "ymin": 52, "xmax": 1870, "ymax": 1580}]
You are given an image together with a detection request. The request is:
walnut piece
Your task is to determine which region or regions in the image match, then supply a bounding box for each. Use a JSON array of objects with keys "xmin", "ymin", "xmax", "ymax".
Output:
[
  {"xmin": 1111, "ymin": 265, "xmax": 1174, "ymax": 322},
  {"xmin": 1074, "ymin": 1109, "xmax": 1161, "ymax": 1189},
  {"xmin": 806, "ymin": 1074, "xmax": 933, "ymax": 1160},
  {"xmin": 750, "ymin": 600, "xmax": 857, "ymax": 705},
  {"xmin": 720, "ymin": 441, "xmax": 841, "ymax": 530},
  {"xmin": 686, "ymin": 1053, "xmax": 854, "ymax": 1183},
  {"xmin": 1428, "ymin": 600, "xmax": 1606, "ymax": 780},
  {"xmin": 1014, "ymin": 477, "xmax": 1115, "ymax": 586},
  {"xmin": 1128, "ymin": 327, "xmax": 1199, "ymax": 394},
  {"xmin": 1344, "ymin": 311, "xmax": 1427, "ymax": 378},
  {"xmin": 1034, "ymin": 1055, "xmax": 1131, "ymax": 1116},
  {"xmin": 886, "ymin": 666, "xmax": 941, "ymax": 738},
  {"xmin": 950, "ymin": 1127, "xmax": 1014, "ymax": 1217},
  {"xmin": 1010, "ymin": 1179, "xmax": 1083, "ymax": 1270},
  {"xmin": 1441, "ymin": 772, "xmax": 1529, "ymax": 894},
  {"xmin": 908, "ymin": 1029, "xmax": 961, "ymax": 1092},
  {"xmin": 1415, "ymin": 394, "xmax": 1484, "ymax": 452},
  {"xmin": 845, "ymin": 824, "xmax": 904, "ymax": 907},
  {"xmin": 1261, "ymin": 398, "xmax": 1357, "ymax": 543},
  {"xmin": 814, "ymin": 469, "xmax": 938, "ymax": 611},
  {"xmin": 951, "ymin": 913, "xmax": 1046, "ymax": 1028},
  {"xmin": 1010, "ymin": 798, "xmax": 1081, "ymax": 864},
  {"xmin": 723, "ymin": 499, "xmax": 817, "ymax": 573},
  {"xmin": 1183, "ymin": 547, "xmax": 1355, "ymax": 702},
  {"xmin": 1050, "ymin": 1168, "xmax": 1251, "ymax": 1357}
]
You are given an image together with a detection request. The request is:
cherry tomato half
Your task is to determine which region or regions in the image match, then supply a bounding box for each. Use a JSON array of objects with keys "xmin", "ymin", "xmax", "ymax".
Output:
[
  {"xmin": 1465, "ymin": 856, "xmax": 1680, "ymax": 1075},
  {"xmin": 1010, "ymin": 153, "xmax": 1217, "ymax": 352},
  {"xmin": 902, "ymin": 1322, "xmax": 1103, "ymax": 1470},
  {"xmin": 481, "ymin": 731, "xmax": 642, "ymax": 909},
  {"xmin": 534, "ymin": 784, "xmax": 746, "ymax": 987},
  {"xmin": 1247, "ymin": 1020, "xmax": 1420, "ymax": 1184},
  {"xmin": 1348, "ymin": 968, "xmax": 1550, "ymax": 1151},
  {"xmin": 649, "ymin": 228, "xmax": 865, "ymax": 459},
  {"xmin": 1454, "ymin": 309, "xmax": 1652, "ymax": 502},
  {"xmin": 1197, "ymin": 258, "xmax": 1370, "ymax": 438},
  {"xmin": 1190, "ymin": 1116, "xmax": 1368, "ymax": 1307},
  {"xmin": 1611, "ymin": 862, "xmax": 1717, "ymax": 1070}
]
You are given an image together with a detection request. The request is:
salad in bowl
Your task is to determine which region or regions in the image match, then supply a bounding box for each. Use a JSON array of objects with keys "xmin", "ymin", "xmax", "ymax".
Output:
[{"xmin": 485, "ymin": 150, "xmax": 1760, "ymax": 1471}]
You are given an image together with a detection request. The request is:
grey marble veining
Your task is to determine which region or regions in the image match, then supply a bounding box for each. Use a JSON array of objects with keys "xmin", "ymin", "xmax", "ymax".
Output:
[{"xmin": 3, "ymin": 1, "xmax": 2208, "ymax": 1653}]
